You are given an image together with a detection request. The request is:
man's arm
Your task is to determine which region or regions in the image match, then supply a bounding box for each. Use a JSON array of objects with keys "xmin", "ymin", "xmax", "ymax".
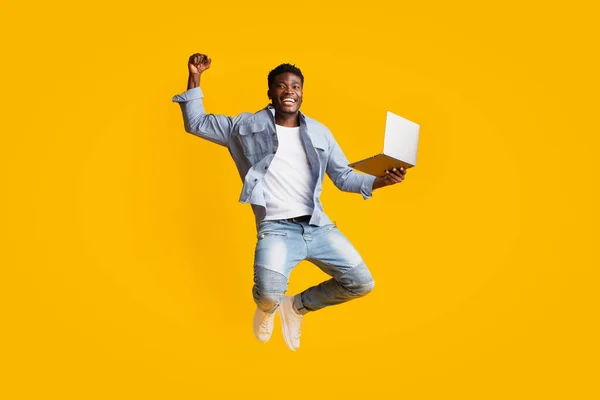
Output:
[
  {"xmin": 325, "ymin": 134, "xmax": 377, "ymax": 199},
  {"xmin": 326, "ymin": 132, "xmax": 407, "ymax": 197},
  {"xmin": 172, "ymin": 53, "xmax": 233, "ymax": 147}
]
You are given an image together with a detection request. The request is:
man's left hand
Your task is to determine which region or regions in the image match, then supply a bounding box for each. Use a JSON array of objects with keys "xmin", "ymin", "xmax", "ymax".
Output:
[{"xmin": 373, "ymin": 167, "xmax": 407, "ymax": 190}]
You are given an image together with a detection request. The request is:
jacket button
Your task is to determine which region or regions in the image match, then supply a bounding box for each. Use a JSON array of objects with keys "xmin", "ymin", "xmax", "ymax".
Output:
[{"xmin": 254, "ymin": 178, "xmax": 258, "ymax": 182}]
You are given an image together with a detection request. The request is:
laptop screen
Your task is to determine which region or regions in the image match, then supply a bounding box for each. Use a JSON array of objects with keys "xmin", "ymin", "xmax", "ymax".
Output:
[{"xmin": 382, "ymin": 111, "xmax": 420, "ymax": 166}]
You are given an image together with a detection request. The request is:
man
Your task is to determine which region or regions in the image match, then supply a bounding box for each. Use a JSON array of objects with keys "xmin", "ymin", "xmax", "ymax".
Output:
[{"xmin": 173, "ymin": 53, "xmax": 406, "ymax": 351}]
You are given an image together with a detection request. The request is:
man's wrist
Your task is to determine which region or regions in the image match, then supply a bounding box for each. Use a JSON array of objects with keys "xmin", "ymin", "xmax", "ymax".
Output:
[
  {"xmin": 372, "ymin": 176, "xmax": 387, "ymax": 190},
  {"xmin": 187, "ymin": 73, "xmax": 201, "ymax": 89}
]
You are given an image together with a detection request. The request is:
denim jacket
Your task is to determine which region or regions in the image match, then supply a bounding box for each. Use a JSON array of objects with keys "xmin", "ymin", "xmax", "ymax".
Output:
[{"xmin": 172, "ymin": 87, "xmax": 376, "ymax": 228}]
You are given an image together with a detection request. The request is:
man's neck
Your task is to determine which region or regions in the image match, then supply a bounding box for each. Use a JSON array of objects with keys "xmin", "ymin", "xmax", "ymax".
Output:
[{"xmin": 274, "ymin": 111, "xmax": 300, "ymax": 127}]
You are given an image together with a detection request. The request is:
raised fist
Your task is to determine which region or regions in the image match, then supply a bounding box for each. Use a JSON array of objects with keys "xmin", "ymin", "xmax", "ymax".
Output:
[{"xmin": 188, "ymin": 53, "xmax": 212, "ymax": 75}]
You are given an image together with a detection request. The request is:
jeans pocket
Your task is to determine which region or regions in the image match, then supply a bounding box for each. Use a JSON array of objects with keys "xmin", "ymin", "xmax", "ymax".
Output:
[{"xmin": 258, "ymin": 231, "xmax": 287, "ymax": 240}]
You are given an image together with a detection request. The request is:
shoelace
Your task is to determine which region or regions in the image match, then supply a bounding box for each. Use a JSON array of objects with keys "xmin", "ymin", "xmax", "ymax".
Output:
[
  {"xmin": 260, "ymin": 314, "xmax": 273, "ymax": 332},
  {"xmin": 293, "ymin": 319, "xmax": 303, "ymax": 339}
]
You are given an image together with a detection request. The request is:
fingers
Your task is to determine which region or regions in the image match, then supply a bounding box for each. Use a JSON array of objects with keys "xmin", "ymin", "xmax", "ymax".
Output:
[
  {"xmin": 384, "ymin": 171, "xmax": 402, "ymax": 184},
  {"xmin": 397, "ymin": 167, "xmax": 407, "ymax": 178},
  {"xmin": 189, "ymin": 53, "xmax": 209, "ymax": 65},
  {"xmin": 189, "ymin": 53, "xmax": 200, "ymax": 64},
  {"xmin": 384, "ymin": 167, "xmax": 406, "ymax": 184}
]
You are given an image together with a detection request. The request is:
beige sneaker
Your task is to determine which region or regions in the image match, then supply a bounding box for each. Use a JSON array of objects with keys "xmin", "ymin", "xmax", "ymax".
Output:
[
  {"xmin": 279, "ymin": 296, "xmax": 303, "ymax": 351},
  {"xmin": 253, "ymin": 307, "xmax": 275, "ymax": 343}
]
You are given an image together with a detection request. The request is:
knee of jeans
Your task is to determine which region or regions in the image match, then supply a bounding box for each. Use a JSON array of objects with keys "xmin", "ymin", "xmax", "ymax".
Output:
[
  {"xmin": 253, "ymin": 287, "xmax": 284, "ymax": 311},
  {"xmin": 356, "ymin": 279, "xmax": 375, "ymax": 297},
  {"xmin": 253, "ymin": 266, "xmax": 288, "ymax": 312},
  {"xmin": 339, "ymin": 262, "xmax": 375, "ymax": 297}
]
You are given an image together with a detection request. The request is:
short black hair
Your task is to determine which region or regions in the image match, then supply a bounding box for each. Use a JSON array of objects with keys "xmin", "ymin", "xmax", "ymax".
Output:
[{"xmin": 267, "ymin": 63, "xmax": 304, "ymax": 89}]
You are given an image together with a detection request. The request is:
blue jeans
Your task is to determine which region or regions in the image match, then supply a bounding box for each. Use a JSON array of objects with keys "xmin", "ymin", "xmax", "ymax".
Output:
[{"xmin": 252, "ymin": 220, "xmax": 375, "ymax": 315}]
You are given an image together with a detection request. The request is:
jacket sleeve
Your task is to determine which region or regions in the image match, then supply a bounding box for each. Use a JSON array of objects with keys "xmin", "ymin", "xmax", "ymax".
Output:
[
  {"xmin": 325, "ymin": 131, "xmax": 376, "ymax": 200},
  {"xmin": 172, "ymin": 87, "xmax": 233, "ymax": 147}
]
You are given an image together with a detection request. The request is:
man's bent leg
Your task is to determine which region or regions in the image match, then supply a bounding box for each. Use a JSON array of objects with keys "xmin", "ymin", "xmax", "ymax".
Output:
[
  {"xmin": 294, "ymin": 261, "xmax": 375, "ymax": 314},
  {"xmin": 252, "ymin": 266, "xmax": 288, "ymax": 313},
  {"xmin": 252, "ymin": 266, "xmax": 288, "ymax": 343},
  {"xmin": 294, "ymin": 223, "xmax": 375, "ymax": 314},
  {"xmin": 252, "ymin": 221, "xmax": 306, "ymax": 311}
]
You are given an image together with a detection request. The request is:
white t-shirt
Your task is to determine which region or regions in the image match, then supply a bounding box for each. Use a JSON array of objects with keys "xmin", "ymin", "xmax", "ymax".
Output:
[{"xmin": 262, "ymin": 124, "xmax": 315, "ymax": 220}]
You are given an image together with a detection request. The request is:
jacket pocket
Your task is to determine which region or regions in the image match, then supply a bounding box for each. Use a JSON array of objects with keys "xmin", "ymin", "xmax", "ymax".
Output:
[{"xmin": 238, "ymin": 122, "xmax": 272, "ymax": 164}]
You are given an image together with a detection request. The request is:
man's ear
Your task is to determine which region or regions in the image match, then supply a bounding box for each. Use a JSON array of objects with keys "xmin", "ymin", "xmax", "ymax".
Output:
[{"xmin": 267, "ymin": 89, "xmax": 272, "ymax": 100}]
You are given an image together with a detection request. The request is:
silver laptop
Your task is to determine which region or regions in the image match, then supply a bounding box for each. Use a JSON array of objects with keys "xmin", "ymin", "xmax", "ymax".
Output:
[{"xmin": 348, "ymin": 111, "xmax": 420, "ymax": 177}]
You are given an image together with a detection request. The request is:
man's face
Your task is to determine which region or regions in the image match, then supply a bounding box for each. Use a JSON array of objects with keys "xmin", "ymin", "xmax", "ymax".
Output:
[{"xmin": 268, "ymin": 72, "xmax": 303, "ymax": 114}]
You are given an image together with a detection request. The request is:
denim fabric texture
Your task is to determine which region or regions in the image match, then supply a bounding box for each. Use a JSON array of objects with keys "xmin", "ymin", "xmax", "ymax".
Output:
[{"xmin": 253, "ymin": 220, "xmax": 374, "ymax": 314}]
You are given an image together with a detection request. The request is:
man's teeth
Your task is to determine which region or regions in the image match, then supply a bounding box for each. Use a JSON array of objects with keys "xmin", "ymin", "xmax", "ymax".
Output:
[{"xmin": 283, "ymin": 98, "xmax": 295, "ymax": 103}]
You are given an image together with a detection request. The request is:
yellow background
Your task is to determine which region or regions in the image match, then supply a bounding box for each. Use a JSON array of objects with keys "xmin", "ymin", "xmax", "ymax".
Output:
[{"xmin": 2, "ymin": 1, "xmax": 598, "ymax": 399}]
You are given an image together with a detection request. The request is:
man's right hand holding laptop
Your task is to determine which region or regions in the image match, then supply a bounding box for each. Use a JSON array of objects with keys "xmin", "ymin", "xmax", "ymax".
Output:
[{"xmin": 372, "ymin": 167, "xmax": 407, "ymax": 189}]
